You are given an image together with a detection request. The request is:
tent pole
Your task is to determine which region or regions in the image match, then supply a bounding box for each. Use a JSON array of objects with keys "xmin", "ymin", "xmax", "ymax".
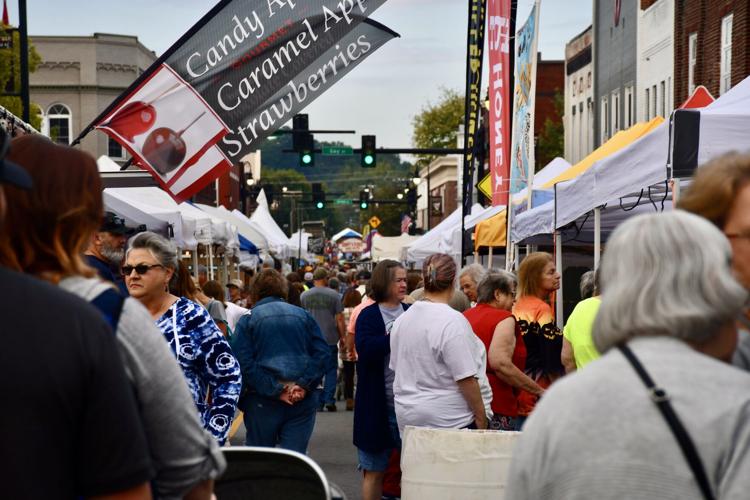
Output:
[
  {"xmin": 488, "ymin": 246, "xmax": 493, "ymax": 269},
  {"xmin": 222, "ymin": 253, "xmax": 228, "ymax": 285},
  {"xmin": 192, "ymin": 250, "xmax": 199, "ymax": 280},
  {"xmin": 672, "ymin": 178, "xmax": 681, "ymax": 205},
  {"xmin": 594, "ymin": 207, "xmax": 601, "ymax": 270},
  {"xmin": 208, "ymin": 245, "xmax": 215, "ymax": 281},
  {"xmin": 555, "ymin": 230, "xmax": 563, "ymax": 328}
]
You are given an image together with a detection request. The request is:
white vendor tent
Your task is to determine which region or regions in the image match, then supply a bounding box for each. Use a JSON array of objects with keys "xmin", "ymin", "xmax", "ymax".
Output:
[
  {"xmin": 245, "ymin": 189, "xmax": 293, "ymax": 258},
  {"xmin": 104, "ymin": 187, "xmax": 204, "ymax": 249},
  {"xmin": 371, "ymin": 233, "xmax": 420, "ymax": 262},
  {"xmin": 332, "ymin": 227, "xmax": 363, "ymax": 242},
  {"xmin": 403, "ymin": 204, "xmax": 483, "ymax": 265},
  {"xmin": 195, "ymin": 203, "xmax": 270, "ymax": 255},
  {"xmin": 178, "ymin": 202, "xmax": 240, "ymax": 255}
]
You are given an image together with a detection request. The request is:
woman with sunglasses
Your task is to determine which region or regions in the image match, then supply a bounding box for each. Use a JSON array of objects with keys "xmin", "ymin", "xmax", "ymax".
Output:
[
  {"xmin": 125, "ymin": 231, "xmax": 242, "ymax": 445},
  {"xmin": 0, "ymin": 134, "xmax": 225, "ymax": 498}
]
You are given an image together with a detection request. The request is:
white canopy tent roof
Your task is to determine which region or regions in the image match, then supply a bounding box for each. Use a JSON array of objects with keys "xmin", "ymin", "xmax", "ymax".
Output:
[
  {"xmin": 195, "ymin": 204, "xmax": 270, "ymax": 254},
  {"xmin": 245, "ymin": 189, "xmax": 293, "ymax": 258},
  {"xmin": 289, "ymin": 230, "xmax": 314, "ymax": 261},
  {"xmin": 331, "ymin": 227, "xmax": 363, "ymax": 242},
  {"xmin": 104, "ymin": 187, "xmax": 205, "ymax": 249},
  {"xmin": 403, "ymin": 204, "xmax": 483, "ymax": 265},
  {"xmin": 178, "ymin": 202, "xmax": 239, "ymax": 254},
  {"xmin": 371, "ymin": 233, "xmax": 420, "ymax": 261}
]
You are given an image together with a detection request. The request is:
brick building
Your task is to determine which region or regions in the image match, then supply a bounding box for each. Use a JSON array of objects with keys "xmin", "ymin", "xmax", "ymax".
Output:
[
  {"xmin": 535, "ymin": 57, "xmax": 565, "ymax": 169},
  {"xmin": 674, "ymin": 0, "xmax": 749, "ymax": 105}
]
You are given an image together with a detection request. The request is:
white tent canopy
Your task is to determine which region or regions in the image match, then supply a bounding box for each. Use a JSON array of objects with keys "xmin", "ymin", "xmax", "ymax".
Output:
[
  {"xmin": 178, "ymin": 202, "xmax": 239, "ymax": 254},
  {"xmin": 371, "ymin": 233, "xmax": 420, "ymax": 261},
  {"xmin": 195, "ymin": 203, "xmax": 270, "ymax": 254},
  {"xmin": 104, "ymin": 187, "xmax": 202, "ymax": 249},
  {"xmin": 555, "ymin": 121, "xmax": 669, "ymax": 230},
  {"xmin": 289, "ymin": 230, "xmax": 313, "ymax": 261},
  {"xmin": 245, "ymin": 189, "xmax": 293, "ymax": 258},
  {"xmin": 331, "ymin": 227, "xmax": 363, "ymax": 242},
  {"xmin": 403, "ymin": 204, "xmax": 483, "ymax": 265}
]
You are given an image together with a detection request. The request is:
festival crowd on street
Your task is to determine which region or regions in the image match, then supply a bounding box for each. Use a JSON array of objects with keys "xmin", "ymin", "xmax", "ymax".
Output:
[{"xmin": 2, "ymin": 129, "xmax": 750, "ymax": 499}]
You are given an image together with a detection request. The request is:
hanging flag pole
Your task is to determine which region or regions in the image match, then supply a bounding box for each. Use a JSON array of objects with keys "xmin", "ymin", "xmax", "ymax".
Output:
[{"xmin": 461, "ymin": 0, "xmax": 488, "ymax": 266}]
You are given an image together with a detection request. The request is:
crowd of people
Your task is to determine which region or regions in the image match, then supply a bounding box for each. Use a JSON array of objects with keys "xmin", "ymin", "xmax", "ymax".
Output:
[{"xmin": 3, "ymin": 129, "xmax": 750, "ymax": 500}]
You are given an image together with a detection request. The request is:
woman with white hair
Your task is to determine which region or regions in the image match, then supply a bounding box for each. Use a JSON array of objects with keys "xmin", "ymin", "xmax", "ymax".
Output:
[
  {"xmin": 507, "ymin": 211, "xmax": 750, "ymax": 499},
  {"xmin": 459, "ymin": 263, "xmax": 486, "ymax": 304}
]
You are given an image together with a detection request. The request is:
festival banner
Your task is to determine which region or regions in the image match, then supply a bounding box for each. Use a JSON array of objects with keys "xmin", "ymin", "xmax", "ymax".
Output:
[
  {"xmin": 80, "ymin": 0, "xmax": 397, "ymax": 200},
  {"xmin": 487, "ymin": 0, "xmax": 513, "ymax": 207},
  {"xmin": 508, "ymin": 1, "xmax": 540, "ymax": 196}
]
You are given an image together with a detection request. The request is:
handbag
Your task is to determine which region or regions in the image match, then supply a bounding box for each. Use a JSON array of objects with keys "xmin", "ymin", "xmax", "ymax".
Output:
[{"xmin": 618, "ymin": 344, "xmax": 715, "ymax": 500}]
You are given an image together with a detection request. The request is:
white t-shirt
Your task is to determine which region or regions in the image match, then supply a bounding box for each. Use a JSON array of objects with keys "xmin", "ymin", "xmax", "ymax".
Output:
[
  {"xmin": 390, "ymin": 301, "xmax": 492, "ymax": 433},
  {"xmin": 225, "ymin": 302, "xmax": 249, "ymax": 332}
]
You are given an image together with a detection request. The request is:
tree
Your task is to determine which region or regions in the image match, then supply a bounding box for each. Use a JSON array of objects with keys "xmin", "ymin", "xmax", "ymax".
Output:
[
  {"xmin": 0, "ymin": 25, "xmax": 42, "ymax": 130},
  {"xmin": 411, "ymin": 88, "xmax": 465, "ymax": 165},
  {"xmin": 536, "ymin": 91, "xmax": 564, "ymax": 172}
]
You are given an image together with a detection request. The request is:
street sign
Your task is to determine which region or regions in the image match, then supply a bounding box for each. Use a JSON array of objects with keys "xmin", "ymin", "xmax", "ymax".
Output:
[
  {"xmin": 478, "ymin": 173, "xmax": 492, "ymax": 201},
  {"xmin": 322, "ymin": 146, "xmax": 353, "ymax": 156},
  {"xmin": 334, "ymin": 199, "xmax": 353, "ymax": 205},
  {"xmin": 368, "ymin": 216, "xmax": 381, "ymax": 228}
]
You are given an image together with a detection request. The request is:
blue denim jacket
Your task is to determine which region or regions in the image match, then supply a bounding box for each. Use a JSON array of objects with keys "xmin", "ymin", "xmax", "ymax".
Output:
[{"xmin": 233, "ymin": 296, "xmax": 330, "ymax": 402}]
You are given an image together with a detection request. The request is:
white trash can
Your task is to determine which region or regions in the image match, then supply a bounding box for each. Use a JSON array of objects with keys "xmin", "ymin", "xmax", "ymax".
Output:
[{"xmin": 400, "ymin": 426, "xmax": 520, "ymax": 500}]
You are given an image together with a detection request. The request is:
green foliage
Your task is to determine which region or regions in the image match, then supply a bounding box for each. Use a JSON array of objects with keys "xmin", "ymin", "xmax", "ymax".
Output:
[
  {"xmin": 536, "ymin": 91, "xmax": 564, "ymax": 172},
  {"xmin": 411, "ymin": 88, "xmax": 465, "ymax": 165},
  {"xmin": 257, "ymin": 131, "xmax": 414, "ymax": 238},
  {"xmin": 0, "ymin": 26, "xmax": 42, "ymax": 130}
]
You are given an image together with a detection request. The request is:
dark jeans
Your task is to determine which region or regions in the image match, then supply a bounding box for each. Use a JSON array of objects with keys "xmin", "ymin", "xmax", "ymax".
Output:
[
  {"xmin": 342, "ymin": 360, "xmax": 356, "ymax": 400},
  {"xmin": 242, "ymin": 391, "xmax": 319, "ymax": 454},
  {"xmin": 321, "ymin": 345, "xmax": 338, "ymax": 405}
]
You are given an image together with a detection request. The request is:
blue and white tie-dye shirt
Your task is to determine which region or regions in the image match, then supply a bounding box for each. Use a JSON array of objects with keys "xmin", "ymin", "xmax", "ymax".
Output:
[{"xmin": 156, "ymin": 296, "xmax": 241, "ymax": 445}]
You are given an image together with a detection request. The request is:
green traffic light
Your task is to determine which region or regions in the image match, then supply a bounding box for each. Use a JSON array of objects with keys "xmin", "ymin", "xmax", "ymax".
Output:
[
  {"xmin": 302, "ymin": 153, "xmax": 313, "ymax": 165},
  {"xmin": 316, "ymin": 201, "xmax": 324, "ymax": 209},
  {"xmin": 363, "ymin": 154, "xmax": 374, "ymax": 166},
  {"xmin": 360, "ymin": 202, "xmax": 368, "ymax": 209}
]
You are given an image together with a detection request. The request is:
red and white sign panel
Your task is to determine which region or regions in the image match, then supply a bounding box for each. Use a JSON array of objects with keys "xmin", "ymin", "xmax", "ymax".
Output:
[
  {"xmin": 488, "ymin": 0, "xmax": 512, "ymax": 207},
  {"xmin": 338, "ymin": 238, "xmax": 366, "ymax": 254}
]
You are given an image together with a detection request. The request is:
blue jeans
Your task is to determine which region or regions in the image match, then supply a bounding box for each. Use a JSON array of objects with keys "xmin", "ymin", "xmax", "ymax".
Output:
[
  {"xmin": 242, "ymin": 391, "xmax": 319, "ymax": 454},
  {"xmin": 357, "ymin": 406, "xmax": 401, "ymax": 472},
  {"xmin": 321, "ymin": 344, "xmax": 338, "ymax": 405}
]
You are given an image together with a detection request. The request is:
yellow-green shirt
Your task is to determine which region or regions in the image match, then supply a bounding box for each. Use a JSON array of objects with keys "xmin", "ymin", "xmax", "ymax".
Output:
[{"xmin": 563, "ymin": 297, "xmax": 601, "ymax": 369}]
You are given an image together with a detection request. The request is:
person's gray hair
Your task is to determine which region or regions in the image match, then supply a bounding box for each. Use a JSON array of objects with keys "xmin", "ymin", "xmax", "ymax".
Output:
[
  {"xmin": 593, "ymin": 210, "xmax": 747, "ymax": 353},
  {"xmin": 126, "ymin": 231, "xmax": 179, "ymax": 271},
  {"xmin": 459, "ymin": 263, "xmax": 487, "ymax": 285},
  {"xmin": 476, "ymin": 270, "xmax": 517, "ymax": 304},
  {"xmin": 579, "ymin": 269, "xmax": 600, "ymax": 299}
]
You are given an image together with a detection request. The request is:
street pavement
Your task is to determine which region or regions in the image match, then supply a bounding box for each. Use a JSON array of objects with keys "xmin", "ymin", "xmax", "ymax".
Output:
[{"xmin": 229, "ymin": 401, "xmax": 360, "ymax": 499}]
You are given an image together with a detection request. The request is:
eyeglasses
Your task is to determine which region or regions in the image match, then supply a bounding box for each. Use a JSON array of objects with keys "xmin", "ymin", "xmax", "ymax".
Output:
[{"xmin": 122, "ymin": 264, "xmax": 164, "ymax": 276}]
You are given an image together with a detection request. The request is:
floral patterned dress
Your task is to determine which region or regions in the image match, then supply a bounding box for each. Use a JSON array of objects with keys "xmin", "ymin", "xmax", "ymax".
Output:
[{"xmin": 156, "ymin": 297, "xmax": 241, "ymax": 444}]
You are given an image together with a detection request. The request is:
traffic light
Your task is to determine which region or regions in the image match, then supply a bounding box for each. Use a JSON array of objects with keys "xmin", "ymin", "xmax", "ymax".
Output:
[
  {"xmin": 361, "ymin": 135, "xmax": 376, "ymax": 167},
  {"xmin": 312, "ymin": 183, "xmax": 325, "ymax": 209},
  {"xmin": 359, "ymin": 190, "xmax": 369, "ymax": 209},
  {"xmin": 293, "ymin": 114, "xmax": 314, "ymax": 167}
]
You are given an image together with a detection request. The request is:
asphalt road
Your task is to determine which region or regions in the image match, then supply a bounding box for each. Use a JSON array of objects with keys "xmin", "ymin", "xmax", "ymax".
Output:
[{"xmin": 229, "ymin": 401, "xmax": 360, "ymax": 499}]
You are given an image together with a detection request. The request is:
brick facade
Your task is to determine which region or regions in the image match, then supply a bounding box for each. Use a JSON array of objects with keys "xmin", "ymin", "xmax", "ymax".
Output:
[
  {"xmin": 535, "ymin": 59, "xmax": 564, "ymax": 168},
  {"xmin": 674, "ymin": 0, "xmax": 750, "ymax": 105}
]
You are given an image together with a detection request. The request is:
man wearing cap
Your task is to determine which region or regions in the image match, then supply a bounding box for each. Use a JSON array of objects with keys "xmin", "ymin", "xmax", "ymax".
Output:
[
  {"xmin": 300, "ymin": 267, "xmax": 346, "ymax": 411},
  {"xmin": 85, "ymin": 211, "xmax": 130, "ymax": 295},
  {"xmin": 227, "ymin": 278, "xmax": 245, "ymax": 306},
  {"xmin": 0, "ymin": 130, "xmax": 153, "ymax": 498}
]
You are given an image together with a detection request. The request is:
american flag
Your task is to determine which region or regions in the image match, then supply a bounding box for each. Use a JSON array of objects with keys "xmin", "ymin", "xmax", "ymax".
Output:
[{"xmin": 400, "ymin": 214, "xmax": 412, "ymax": 234}]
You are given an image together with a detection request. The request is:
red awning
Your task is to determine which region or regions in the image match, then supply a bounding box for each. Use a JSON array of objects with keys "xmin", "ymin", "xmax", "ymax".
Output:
[{"xmin": 679, "ymin": 85, "xmax": 715, "ymax": 109}]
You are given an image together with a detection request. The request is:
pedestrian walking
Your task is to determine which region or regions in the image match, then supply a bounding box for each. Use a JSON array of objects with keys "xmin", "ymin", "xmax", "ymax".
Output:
[
  {"xmin": 125, "ymin": 231, "xmax": 242, "ymax": 445},
  {"xmin": 341, "ymin": 288, "xmax": 363, "ymax": 411},
  {"xmin": 561, "ymin": 269, "xmax": 601, "ymax": 372},
  {"xmin": 301, "ymin": 267, "xmax": 346, "ymax": 411},
  {"xmin": 459, "ymin": 263, "xmax": 487, "ymax": 304},
  {"xmin": 353, "ymin": 260, "xmax": 409, "ymax": 500},
  {"xmin": 84, "ymin": 210, "xmax": 131, "ymax": 295},
  {"xmin": 512, "ymin": 252, "xmax": 564, "ymax": 416},
  {"xmin": 390, "ymin": 254, "xmax": 491, "ymax": 436},
  {"xmin": 507, "ymin": 211, "xmax": 750, "ymax": 499},
  {"xmin": 0, "ymin": 131, "xmax": 154, "ymax": 499},
  {"xmin": 464, "ymin": 271, "xmax": 544, "ymax": 431},
  {"xmin": 232, "ymin": 269, "xmax": 330, "ymax": 453}
]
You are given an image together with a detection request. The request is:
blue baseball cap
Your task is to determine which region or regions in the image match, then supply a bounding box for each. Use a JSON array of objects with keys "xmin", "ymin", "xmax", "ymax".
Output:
[{"xmin": 0, "ymin": 129, "xmax": 33, "ymax": 190}]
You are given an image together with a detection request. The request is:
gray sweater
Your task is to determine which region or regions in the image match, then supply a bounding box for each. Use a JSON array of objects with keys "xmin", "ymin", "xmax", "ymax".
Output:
[
  {"xmin": 59, "ymin": 277, "xmax": 226, "ymax": 499},
  {"xmin": 507, "ymin": 336, "xmax": 750, "ymax": 499}
]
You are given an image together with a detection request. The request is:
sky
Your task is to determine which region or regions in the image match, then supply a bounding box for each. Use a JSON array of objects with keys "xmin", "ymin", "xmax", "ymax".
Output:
[{"xmin": 15, "ymin": 0, "xmax": 592, "ymax": 151}]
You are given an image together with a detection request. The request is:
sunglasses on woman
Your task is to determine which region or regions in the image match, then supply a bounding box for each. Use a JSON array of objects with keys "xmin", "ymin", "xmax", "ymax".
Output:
[{"xmin": 122, "ymin": 264, "xmax": 164, "ymax": 276}]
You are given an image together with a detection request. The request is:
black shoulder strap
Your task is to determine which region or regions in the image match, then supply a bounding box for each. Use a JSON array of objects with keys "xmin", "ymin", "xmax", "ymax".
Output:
[
  {"xmin": 90, "ymin": 288, "xmax": 126, "ymax": 333},
  {"xmin": 618, "ymin": 344, "xmax": 715, "ymax": 500}
]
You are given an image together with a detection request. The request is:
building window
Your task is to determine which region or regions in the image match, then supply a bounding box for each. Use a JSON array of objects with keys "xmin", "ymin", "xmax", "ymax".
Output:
[
  {"xmin": 660, "ymin": 81, "xmax": 666, "ymax": 117},
  {"xmin": 46, "ymin": 104, "xmax": 72, "ymax": 145},
  {"xmin": 652, "ymin": 84, "xmax": 657, "ymax": 119},
  {"xmin": 721, "ymin": 14, "xmax": 733, "ymax": 95},
  {"xmin": 612, "ymin": 90, "xmax": 620, "ymax": 133},
  {"xmin": 108, "ymin": 137, "xmax": 126, "ymax": 159},
  {"xmin": 624, "ymin": 86, "xmax": 633, "ymax": 128},
  {"xmin": 688, "ymin": 33, "xmax": 698, "ymax": 94},
  {"xmin": 587, "ymin": 71, "xmax": 592, "ymax": 88},
  {"xmin": 600, "ymin": 96, "xmax": 609, "ymax": 143},
  {"xmin": 645, "ymin": 88, "xmax": 650, "ymax": 120},
  {"xmin": 572, "ymin": 78, "xmax": 577, "ymax": 96}
]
